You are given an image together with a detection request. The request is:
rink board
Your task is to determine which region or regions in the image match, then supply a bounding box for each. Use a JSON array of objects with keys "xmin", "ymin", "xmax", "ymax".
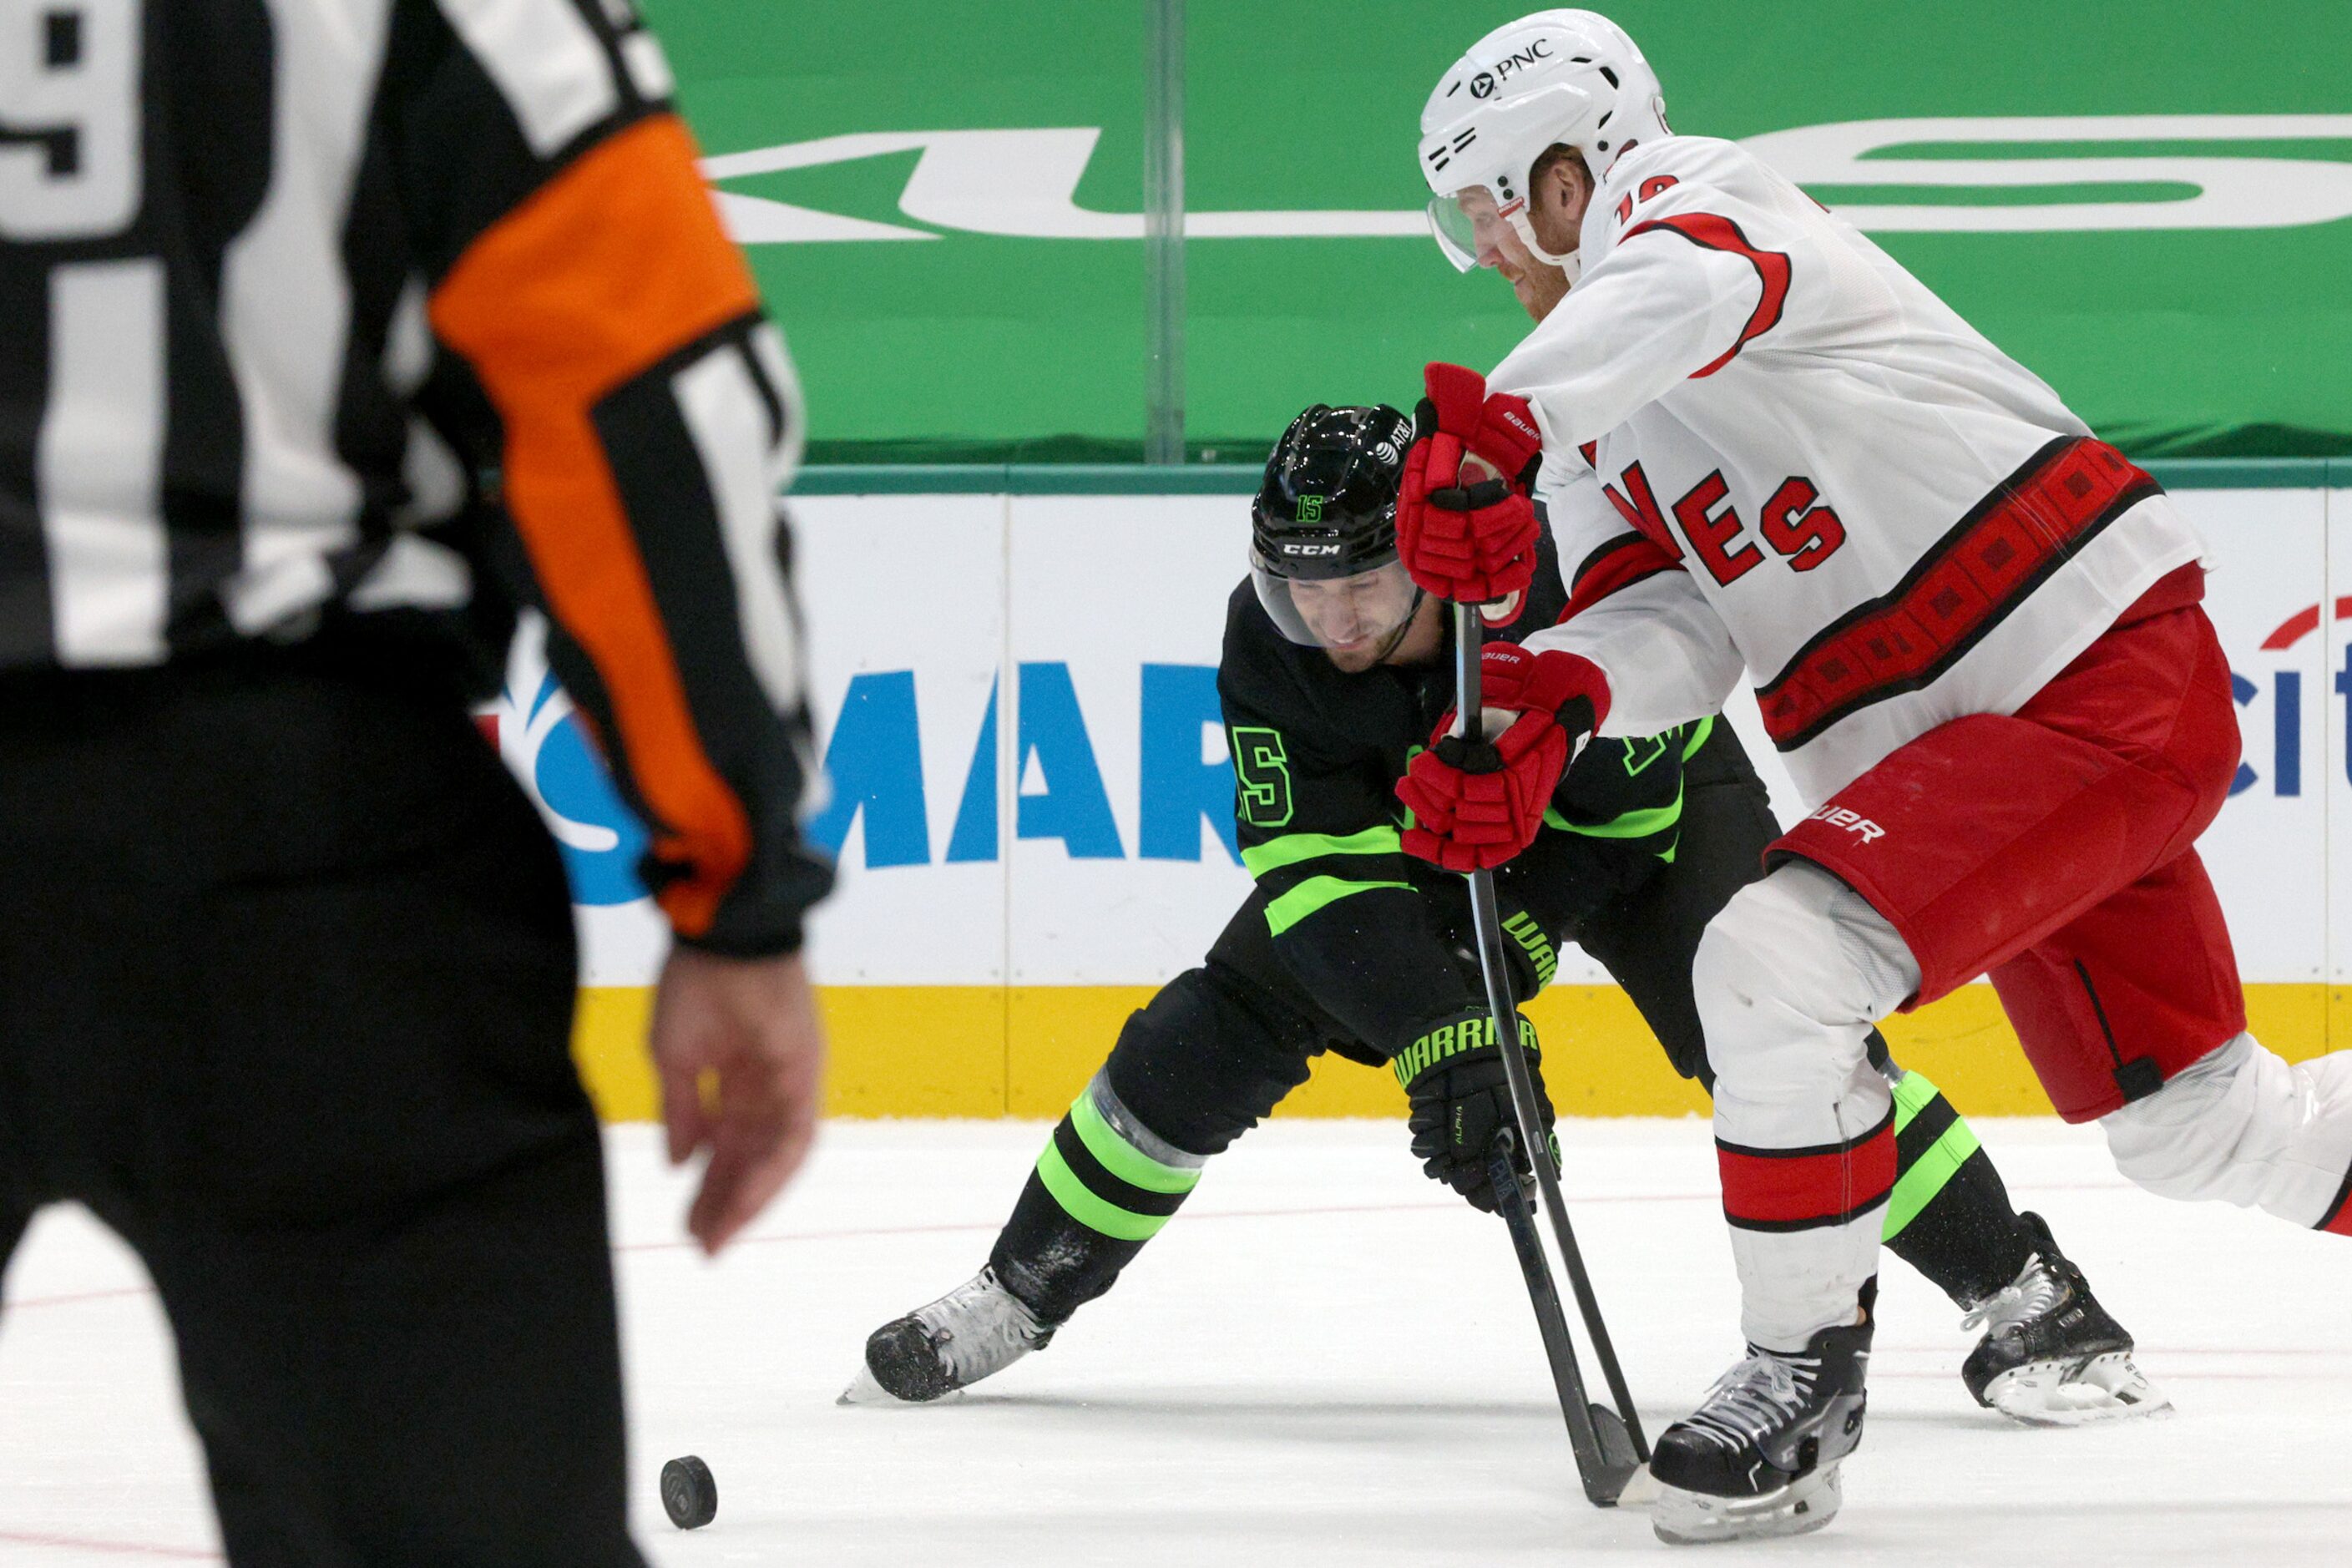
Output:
[{"xmin": 512, "ymin": 478, "xmax": 2352, "ymax": 1121}]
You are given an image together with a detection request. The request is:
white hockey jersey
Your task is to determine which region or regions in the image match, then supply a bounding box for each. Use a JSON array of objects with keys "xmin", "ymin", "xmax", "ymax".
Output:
[{"xmin": 1499, "ymin": 135, "xmax": 2205, "ymax": 808}]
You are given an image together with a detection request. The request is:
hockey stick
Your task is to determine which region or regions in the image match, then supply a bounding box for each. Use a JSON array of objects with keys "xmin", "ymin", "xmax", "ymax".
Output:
[
  {"xmin": 1453, "ymin": 600, "xmax": 1647, "ymax": 1506},
  {"xmin": 1485, "ymin": 1129, "xmax": 1644, "ymax": 1505}
]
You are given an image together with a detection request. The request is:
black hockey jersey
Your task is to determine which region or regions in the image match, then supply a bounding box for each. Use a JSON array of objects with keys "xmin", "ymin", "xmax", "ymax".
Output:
[
  {"xmin": 0, "ymin": 0, "xmax": 827, "ymax": 954},
  {"xmin": 1218, "ymin": 530, "xmax": 1718, "ymax": 1059}
]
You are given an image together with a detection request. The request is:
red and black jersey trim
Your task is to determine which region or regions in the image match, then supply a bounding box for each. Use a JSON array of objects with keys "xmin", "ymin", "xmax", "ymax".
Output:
[
  {"xmin": 1717, "ymin": 1107, "xmax": 1896, "ymax": 1232},
  {"xmin": 2315, "ymin": 1157, "xmax": 2352, "ymax": 1237},
  {"xmin": 1621, "ymin": 212, "xmax": 1790, "ymax": 377},
  {"xmin": 1562, "ymin": 533, "xmax": 1682, "ymax": 621},
  {"xmin": 1755, "ymin": 437, "xmax": 2162, "ymax": 751}
]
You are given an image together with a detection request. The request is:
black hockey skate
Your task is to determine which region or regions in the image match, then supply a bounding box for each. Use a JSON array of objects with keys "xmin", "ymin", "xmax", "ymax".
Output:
[
  {"xmin": 841, "ymin": 1267, "xmax": 1057, "ymax": 1404},
  {"xmin": 1649, "ymin": 1294, "xmax": 1873, "ymax": 1546},
  {"xmin": 1960, "ymin": 1211, "xmax": 2169, "ymax": 1426}
]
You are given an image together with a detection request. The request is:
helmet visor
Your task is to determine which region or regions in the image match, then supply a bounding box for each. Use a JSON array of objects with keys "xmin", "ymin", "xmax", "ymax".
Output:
[
  {"xmin": 1251, "ymin": 552, "xmax": 1423, "ymax": 659},
  {"xmin": 1426, "ymin": 185, "xmax": 1515, "ymax": 273}
]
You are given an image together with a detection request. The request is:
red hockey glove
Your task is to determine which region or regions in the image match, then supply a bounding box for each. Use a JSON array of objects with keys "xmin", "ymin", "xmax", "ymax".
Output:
[
  {"xmin": 1396, "ymin": 362, "xmax": 1546, "ymax": 605},
  {"xmin": 1396, "ymin": 645, "xmax": 1612, "ymax": 872}
]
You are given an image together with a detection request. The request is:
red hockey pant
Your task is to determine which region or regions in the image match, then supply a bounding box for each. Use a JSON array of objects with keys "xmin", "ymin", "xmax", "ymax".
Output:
[{"xmin": 1777, "ymin": 588, "xmax": 2244, "ymax": 1122}]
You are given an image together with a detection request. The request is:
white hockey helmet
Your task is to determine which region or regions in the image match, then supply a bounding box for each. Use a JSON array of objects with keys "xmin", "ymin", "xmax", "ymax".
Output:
[{"xmin": 1417, "ymin": 10, "xmax": 1670, "ymax": 273}]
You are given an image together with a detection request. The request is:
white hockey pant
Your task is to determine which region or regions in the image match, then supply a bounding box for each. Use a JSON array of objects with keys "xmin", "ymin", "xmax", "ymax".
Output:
[
  {"xmin": 2102, "ymin": 1034, "xmax": 2352, "ymax": 1228},
  {"xmin": 1701, "ymin": 867, "xmax": 2352, "ymax": 1356},
  {"xmin": 1697, "ymin": 862, "xmax": 1920, "ymax": 1352}
]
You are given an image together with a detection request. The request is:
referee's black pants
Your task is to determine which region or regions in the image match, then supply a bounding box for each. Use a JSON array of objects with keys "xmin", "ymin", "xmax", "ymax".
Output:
[{"xmin": 0, "ymin": 642, "xmax": 645, "ymax": 1567}]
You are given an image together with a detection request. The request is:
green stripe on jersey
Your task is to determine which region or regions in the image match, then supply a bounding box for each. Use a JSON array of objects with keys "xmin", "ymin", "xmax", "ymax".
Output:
[
  {"xmin": 1263, "ymin": 875, "xmax": 1414, "ymax": 937},
  {"xmin": 1544, "ymin": 781, "xmax": 1684, "ymax": 840},
  {"xmin": 1239, "ymin": 825, "xmax": 1403, "ymax": 878}
]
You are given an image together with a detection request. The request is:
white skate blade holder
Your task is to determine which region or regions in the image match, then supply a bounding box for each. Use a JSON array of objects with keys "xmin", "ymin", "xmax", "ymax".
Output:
[
  {"xmin": 1984, "ymin": 1352, "xmax": 2172, "ymax": 1428},
  {"xmin": 837, "ymin": 1363, "xmax": 965, "ymax": 1408},
  {"xmin": 1652, "ymin": 1464, "xmax": 1842, "ymax": 1547}
]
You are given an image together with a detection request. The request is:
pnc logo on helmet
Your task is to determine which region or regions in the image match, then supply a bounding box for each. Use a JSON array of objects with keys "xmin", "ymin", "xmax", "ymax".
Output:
[
  {"xmin": 1469, "ymin": 72, "xmax": 1495, "ymax": 99},
  {"xmin": 1491, "ymin": 38, "xmax": 1555, "ymax": 82}
]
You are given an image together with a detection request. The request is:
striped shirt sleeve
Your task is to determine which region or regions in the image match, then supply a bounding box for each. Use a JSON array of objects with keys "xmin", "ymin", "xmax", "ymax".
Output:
[{"xmin": 400, "ymin": 0, "xmax": 830, "ymax": 953}]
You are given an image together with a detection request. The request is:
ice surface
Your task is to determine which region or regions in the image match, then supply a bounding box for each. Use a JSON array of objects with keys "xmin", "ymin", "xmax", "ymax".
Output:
[{"xmin": 3, "ymin": 1117, "xmax": 2349, "ymax": 1564}]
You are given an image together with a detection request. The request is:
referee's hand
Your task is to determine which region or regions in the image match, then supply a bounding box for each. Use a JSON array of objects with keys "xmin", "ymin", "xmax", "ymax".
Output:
[{"xmin": 649, "ymin": 947, "xmax": 829, "ymax": 1255}]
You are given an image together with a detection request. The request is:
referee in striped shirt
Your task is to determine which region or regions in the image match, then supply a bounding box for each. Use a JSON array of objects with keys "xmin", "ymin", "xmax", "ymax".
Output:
[{"xmin": 2, "ymin": 3, "xmax": 832, "ymax": 1561}]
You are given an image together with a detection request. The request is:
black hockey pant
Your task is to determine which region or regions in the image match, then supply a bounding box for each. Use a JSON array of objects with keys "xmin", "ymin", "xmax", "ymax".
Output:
[
  {"xmin": 992, "ymin": 757, "xmax": 2035, "ymax": 1322},
  {"xmin": 0, "ymin": 644, "xmax": 645, "ymax": 1568}
]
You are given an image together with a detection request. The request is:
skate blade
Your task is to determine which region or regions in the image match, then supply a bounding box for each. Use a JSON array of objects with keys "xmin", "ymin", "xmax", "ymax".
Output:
[
  {"xmin": 1985, "ymin": 1352, "xmax": 2172, "ymax": 1428},
  {"xmin": 1612, "ymin": 1466, "xmax": 1663, "ymax": 1509},
  {"xmin": 1652, "ymin": 1463, "xmax": 1841, "ymax": 1545},
  {"xmin": 837, "ymin": 1363, "xmax": 965, "ymax": 1407},
  {"xmin": 837, "ymin": 1363, "xmax": 901, "ymax": 1405}
]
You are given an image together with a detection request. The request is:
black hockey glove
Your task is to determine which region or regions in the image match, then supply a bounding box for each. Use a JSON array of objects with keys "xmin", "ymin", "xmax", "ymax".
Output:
[{"xmin": 1393, "ymin": 1008, "xmax": 1555, "ymax": 1214}]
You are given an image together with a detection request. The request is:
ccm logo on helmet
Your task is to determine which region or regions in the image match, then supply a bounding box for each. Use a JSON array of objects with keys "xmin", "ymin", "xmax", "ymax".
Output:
[{"xmin": 1282, "ymin": 543, "xmax": 1343, "ymax": 557}]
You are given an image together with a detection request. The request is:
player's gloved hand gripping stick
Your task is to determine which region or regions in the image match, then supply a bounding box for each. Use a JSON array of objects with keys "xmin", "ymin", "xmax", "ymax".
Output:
[
  {"xmin": 1395, "ymin": 363, "xmax": 1545, "ymax": 606},
  {"xmin": 1443, "ymin": 569, "xmax": 1647, "ymax": 1509}
]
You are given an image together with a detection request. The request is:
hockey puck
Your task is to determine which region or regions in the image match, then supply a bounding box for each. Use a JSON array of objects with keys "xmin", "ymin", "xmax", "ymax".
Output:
[{"xmin": 660, "ymin": 1455, "xmax": 717, "ymax": 1530}]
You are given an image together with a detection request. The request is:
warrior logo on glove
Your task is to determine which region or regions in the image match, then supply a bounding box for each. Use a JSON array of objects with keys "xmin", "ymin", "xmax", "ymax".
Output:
[{"xmin": 1395, "ymin": 1008, "xmax": 1557, "ymax": 1213}]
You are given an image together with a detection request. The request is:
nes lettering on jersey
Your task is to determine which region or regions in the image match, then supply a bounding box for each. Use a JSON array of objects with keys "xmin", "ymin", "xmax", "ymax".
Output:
[{"xmin": 1806, "ymin": 806, "xmax": 1884, "ymax": 844}]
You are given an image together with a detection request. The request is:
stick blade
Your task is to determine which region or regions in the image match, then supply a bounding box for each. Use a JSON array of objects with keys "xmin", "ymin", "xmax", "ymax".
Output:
[{"xmin": 1581, "ymin": 1404, "xmax": 1646, "ymax": 1506}]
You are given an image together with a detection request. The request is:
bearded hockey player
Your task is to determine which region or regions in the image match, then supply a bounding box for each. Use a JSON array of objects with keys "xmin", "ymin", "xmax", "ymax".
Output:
[
  {"xmin": 1396, "ymin": 9, "xmax": 2352, "ymax": 1545},
  {"xmin": 844, "ymin": 405, "xmax": 2157, "ymax": 1434}
]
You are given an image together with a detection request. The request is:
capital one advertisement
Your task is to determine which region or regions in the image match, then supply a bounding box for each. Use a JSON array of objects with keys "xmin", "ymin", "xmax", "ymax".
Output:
[{"xmin": 487, "ymin": 488, "xmax": 2350, "ymax": 1015}]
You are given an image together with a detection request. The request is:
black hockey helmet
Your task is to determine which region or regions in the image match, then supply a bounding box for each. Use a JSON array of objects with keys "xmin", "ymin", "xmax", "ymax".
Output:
[
  {"xmin": 1249, "ymin": 404, "xmax": 1425, "ymax": 660},
  {"xmin": 1250, "ymin": 403, "xmax": 1415, "ymax": 580}
]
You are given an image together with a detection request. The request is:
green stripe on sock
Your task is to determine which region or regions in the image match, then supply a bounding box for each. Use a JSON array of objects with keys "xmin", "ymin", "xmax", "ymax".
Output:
[
  {"xmin": 1239, "ymin": 825, "xmax": 1402, "ymax": 878},
  {"xmin": 1036, "ymin": 1140, "xmax": 1171, "ymax": 1242},
  {"xmin": 1263, "ymin": 875, "xmax": 1414, "ymax": 936},
  {"xmin": 1890, "ymin": 1066, "xmax": 1941, "ymax": 1134},
  {"xmin": 1880, "ymin": 1112, "xmax": 1983, "ymax": 1242},
  {"xmin": 1070, "ymin": 1090, "xmax": 1201, "ymax": 1195}
]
